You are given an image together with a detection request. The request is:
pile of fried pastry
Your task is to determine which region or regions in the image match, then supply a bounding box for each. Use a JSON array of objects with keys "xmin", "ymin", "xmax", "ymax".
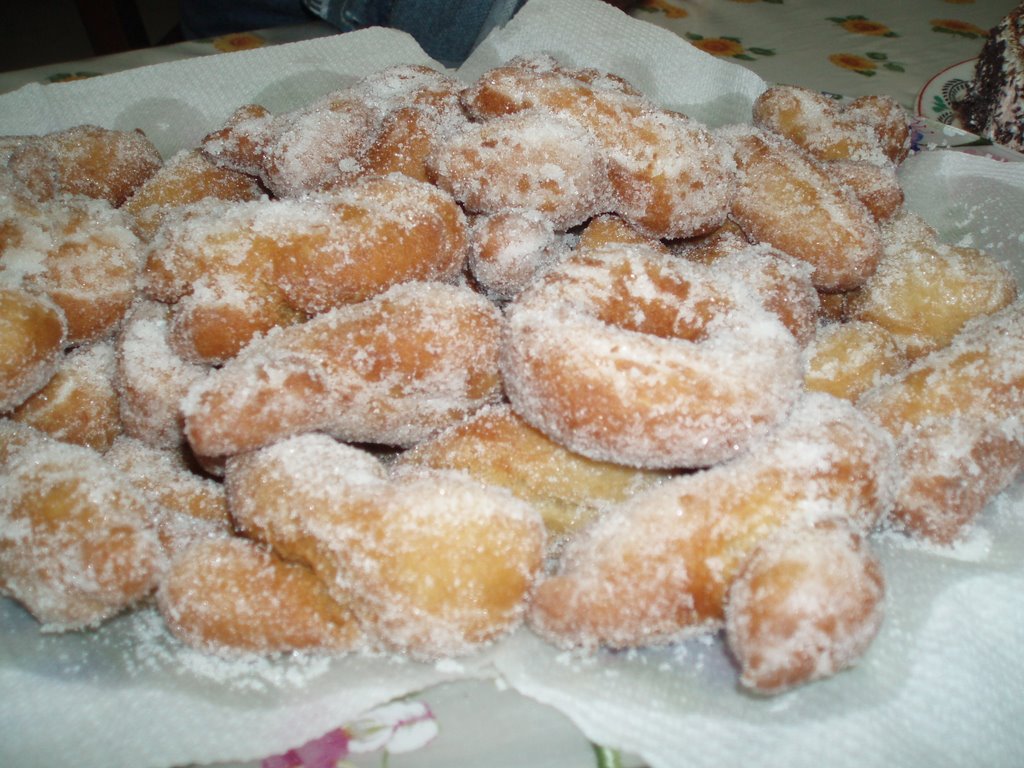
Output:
[{"xmin": 2, "ymin": 56, "xmax": 1021, "ymax": 695}]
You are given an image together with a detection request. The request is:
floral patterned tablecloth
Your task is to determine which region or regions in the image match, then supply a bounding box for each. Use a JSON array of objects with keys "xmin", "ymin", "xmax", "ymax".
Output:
[{"xmin": 631, "ymin": 0, "xmax": 1013, "ymax": 113}]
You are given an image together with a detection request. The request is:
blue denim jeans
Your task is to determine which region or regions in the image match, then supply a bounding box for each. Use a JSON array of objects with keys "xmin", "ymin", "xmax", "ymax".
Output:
[{"xmin": 302, "ymin": 0, "xmax": 526, "ymax": 66}]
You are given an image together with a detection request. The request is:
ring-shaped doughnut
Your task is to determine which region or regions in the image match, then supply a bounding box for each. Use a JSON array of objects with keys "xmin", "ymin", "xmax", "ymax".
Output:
[{"xmin": 501, "ymin": 243, "xmax": 804, "ymax": 468}]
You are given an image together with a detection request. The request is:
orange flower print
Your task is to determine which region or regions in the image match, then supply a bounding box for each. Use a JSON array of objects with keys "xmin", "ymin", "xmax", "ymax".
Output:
[
  {"xmin": 828, "ymin": 15, "xmax": 898, "ymax": 37},
  {"xmin": 829, "ymin": 50, "xmax": 904, "ymax": 77},
  {"xmin": 931, "ymin": 18, "xmax": 988, "ymax": 38},
  {"xmin": 212, "ymin": 32, "xmax": 267, "ymax": 52},
  {"xmin": 686, "ymin": 33, "xmax": 775, "ymax": 60},
  {"xmin": 46, "ymin": 71, "xmax": 100, "ymax": 84},
  {"xmin": 637, "ymin": 0, "xmax": 688, "ymax": 18},
  {"xmin": 829, "ymin": 53, "xmax": 877, "ymax": 75}
]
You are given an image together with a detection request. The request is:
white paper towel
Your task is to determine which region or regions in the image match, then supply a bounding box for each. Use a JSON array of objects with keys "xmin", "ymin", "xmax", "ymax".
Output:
[{"xmin": 1, "ymin": 1, "xmax": 1022, "ymax": 766}]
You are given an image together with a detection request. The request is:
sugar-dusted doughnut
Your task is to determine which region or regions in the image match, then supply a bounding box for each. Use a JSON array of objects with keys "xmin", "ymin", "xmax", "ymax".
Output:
[
  {"xmin": 601, "ymin": 106, "xmax": 734, "ymax": 240},
  {"xmin": 3, "ymin": 194, "xmax": 143, "ymax": 344},
  {"xmin": 158, "ymin": 536, "xmax": 364, "ymax": 655},
  {"xmin": 9, "ymin": 341, "xmax": 121, "ymax": 451},
  {"xmin": 335, "ymin": 468, "xmax": 545, "ymax": 659},
  {"xmin": 142, "ymin": 174, "xmax": 468, "ymax": 362},
  {"xmin": 577, "ymin": 213, "xmax": 669, "ymax": 253},
  {"xmin": 0, "ymin": 425, "xmax": 162, "ymax": 630},
  {"xmin": 722, "ymin": 126, "xmax": 883, "ymax": 292},
  {"xmin": 752, "ymin": 85, "xmax": 910, "ymax": 166},
  {"xmin": 0, "ymin": 287, "xmax": 66, "ymax": 413},
  {"xmin": 184, "ymin": 280, "xmax": 504, "ymax": 458},
  {"xmin": 804, "ymin": 320, "xmax": 906, "ymax": 402},
  {"xmin": 226, "ymin": 434, "xmax": 545, "ymax": 659},
  {"xmin": 269, "ymin": 175, "xmax": 469, "ymax": 314},
  {"xmin": 200, "ymin": 103, "xmax": 276, "ymax": 178},
  {"xmin": 6, "ymin": 125, "xmax": 162, "ymax": 207},
  {"xmin": 725, "ymin": 520, "xmax": 885, "ymax": 693},
  {"xmin": 528, "ymin": 393, "xmax": 897, "ymax": 649},
  {"xmin": 846, "ymin": 212, "xmax": 1018, "ymax": 359},
  {"xmin": 396, "ymin": 403, "xmax": 672, "ymax": 540},
  {"xmin": 428, "ymin": 110, "xmax": 612, "ymax": 230},
  {"xmin": 461, "ymin": 55, "xmax": 735, "ymax": 239},
  {"xmin": 257, "ymin": 90, "xmax": 380, "ymax": 198},
  {"xmin": 202, "ymin": 64, "xmax": 466, "ymax": 197},
  {"xmin": 361, "ymin": 66, "xmax": 468, "ymax": 182},
  {"xmin": 121, "ymin": 148, "xmax": 264, "ymax": 241},
  {"xmin": 501, "ymin": 243, "xmax": 804, "ymax": 468},
  {"xmin": 858, "ymin": 300, "xmax": 1024, "ymax": 544},
  {"xmin": 467, "ymin": 210, "xmax": 568, "ymax": 301},
  {"xmin": 823, "ymin": 158, "xmax": 904, "ymax": 223},
  {"xmin": 114, "ymin": 300, "xmax": 208, "ymax": 448},
  {"xmin": 680, "ymin": 229, "xmax": 820, "ymax": 347},
  {"xmin": 104, "ymin": 436, "xmax": 230, "ymax": 558}
]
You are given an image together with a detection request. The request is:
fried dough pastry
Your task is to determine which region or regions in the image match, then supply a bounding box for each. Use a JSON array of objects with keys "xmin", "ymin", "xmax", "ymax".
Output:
[
  {"xmin": 528, "ymin": 393, "xmax": 897, "ymax": 649},
  {"xmin": 226, "ymin": 434, "xmax": 545, "ymax": 659},
  {"xmin": 859, "ymin": 300, "xmax": 1024, "ymax": 544},
  {"xmin": 846, "ymin": 212, "xmax": 1018, "ymax": 359},
  {"xmin": 202, "ymin": 64, "xmax": 466, "ymax": 196},
  {"xmin": 502, "ymin": 243, "xmax": 804, "ymax": 468},
  {"xmin": 114, "ymin": 300, "xmax": 209, "ymax": 448},
  {"xmin": 460, "ymin": 55, "xmax": 734, "ymax": 239},
  {"xmin": 752, "ymin": 85, "xmax": 910, "ymax": 166},
  {"xmin": 680, "ymin": 230, "xmax": 820, "ymax": 346},
  {"xmin": 105, "ymin": 436, "xmax": 230, "ymax": 558},
  {"xmin": 804, "ymin": 320, "xmax": 907, "ymax": 402},
  {"xmin": 0, "ymin": 287, "xmax": 65, "ymax": 413},
  {"xmin": 9, "ymin": 341, "xmax": 121, "ymax": 451},
  {"xmin": 822, "ymin": 158, "xmax": 904, "ymax": 222},
  {"xmin": 158, "ymin": 536, "xmax": 364, "ymax": 655},
  {"xmin": 725, "ymin": 520, "xmax": 885, "ymax": 693},
  {"xmin": 121, "ymin": 148, "xmax": 264, "ymax": 240},
  {"xmin": 396, "ymin": 403, "xmax": 672, "ymax": 539},
  {"xmin": 142, "ymin": 174, "xmax": 468, "ymax": 362},
  {"xmin": 723, "ymin": 126, "xmax": 883, "ymax": 292},
  {"xmin": 2, "ymin": 194, "xmax": 143, "ymax": 344},
  {"xmin": 428, "ymin": 110, "xmax": 612, "ymax": 230},
  {"xmin": 6, "ymin": 125, "xmax": 162, "ymax": 207},
  {"xmin": 184, "ymin": 281, "xmax": 504, "ymax": 458},
  {"xmin": 0, "ymin": 425, "xmax": 162, "ymax": 630},
  {"xmin": 467, "ymin": 210, "xmax": 568, "ymax": 301}
]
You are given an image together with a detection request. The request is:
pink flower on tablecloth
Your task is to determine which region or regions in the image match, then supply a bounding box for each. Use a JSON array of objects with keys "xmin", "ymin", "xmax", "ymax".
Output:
[{"xmin": 262, "ymin": 700, "xmax": 438, "ymax": 768}]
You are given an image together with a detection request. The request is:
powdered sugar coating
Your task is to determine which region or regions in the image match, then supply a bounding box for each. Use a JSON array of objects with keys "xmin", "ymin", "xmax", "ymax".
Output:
[
  {"xmin": 502, "ymin": 243, "xmax": 804, "ymax": 468},
  {"xmin": 528, "ymin": 393, "xmax": 897, "ymax": 650},
  {"xmin": 461, "ymin": 55, "xmax": 735, "ymax": 239},
  {"xmin": 428, "ymin": 109, "xmax": 613, "ymax": 230},
  {"xmin": 184, "ymin": 281, "xmax": 504, "ymax": 457},
  {"xmin": 0, "ymin": 287, "xmax": 66, "ymax": 412},
  {"xmin": 0, "ymin": 429, "xmax": 162, "ymax": 630},
  {"xmin": 847, "ymin": 212, "xmax": 1018, "ymax": 359},
  {"xmin": 859, "ymin": 299, "xmax": 1024, "ymax": 543},
  {"xmin": 6, "ymin": 124, "xmax": 162, "ymax": 207},
  {"xmin": 114, "ymin": 300, "xmax": 208, "ymax": 448},
  {"xmin": 9, "ymin": 341, "xmax": 121, "ymax": 451},
  {"xmin": 725, "ymin": 520, "xmax": 885, "ymax": 693},
  {"xmin": 226, "ymin": 435, "xmax": 544, "ymax": 659},
  {"xmin": 157, "ymin": 536, "xmax": 363, "ymax": 656},
  {"xmin": 467, "ymin": 210, "xmax": 569, "ymax": 301},
  {"xmin": 721, "ymin": 125, "xmax": 883, "ymax": 293},
  {"xmin": 752, "ymin": 85, "xmax": 910, "ymax": 167}
]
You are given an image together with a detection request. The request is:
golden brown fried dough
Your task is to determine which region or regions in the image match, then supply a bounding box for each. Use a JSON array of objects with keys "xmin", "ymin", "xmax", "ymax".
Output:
[{"xmin": 528, "ymin": 394, "xmax": 896, "ymax": 649}]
